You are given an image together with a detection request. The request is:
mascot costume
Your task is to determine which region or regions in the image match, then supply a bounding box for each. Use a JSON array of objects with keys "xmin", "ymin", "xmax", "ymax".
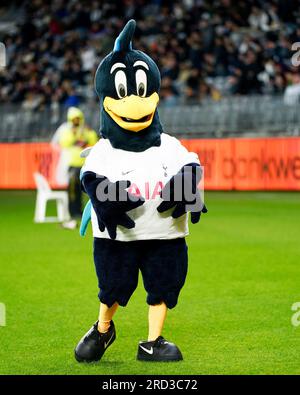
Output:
[{"xmin": 75, "ymin": 20, "xmax": 207, "ymax": 362}]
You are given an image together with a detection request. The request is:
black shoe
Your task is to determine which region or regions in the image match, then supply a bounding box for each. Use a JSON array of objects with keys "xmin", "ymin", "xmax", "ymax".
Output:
[
  {"xmin": 137, "ymin": 336, "xmax": 183, "ymax": 362},
  {"xmin": 75, "ymin": 320, "xmax": 116, "ymax": 362}
]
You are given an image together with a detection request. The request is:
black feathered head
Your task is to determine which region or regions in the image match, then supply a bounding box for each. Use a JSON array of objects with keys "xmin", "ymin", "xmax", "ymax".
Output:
[{"xmin": 94, "ymin": 19, "xmax": 163, "ymax": 152}]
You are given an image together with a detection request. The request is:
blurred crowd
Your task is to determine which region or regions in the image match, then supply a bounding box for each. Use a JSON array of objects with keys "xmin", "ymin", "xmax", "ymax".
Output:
[{"xmin": 1, "ymin": 0, "xmax": 300, "ymax": 110}]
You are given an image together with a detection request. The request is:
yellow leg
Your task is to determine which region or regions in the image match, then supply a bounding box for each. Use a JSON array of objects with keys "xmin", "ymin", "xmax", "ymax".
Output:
[
  {"xmin": 148, "ymin": 302, "xmax": 168, "ymax": 341},
  {"xmin": 97, "ymin": 302, "xmax": 119, "ymax": 333}
]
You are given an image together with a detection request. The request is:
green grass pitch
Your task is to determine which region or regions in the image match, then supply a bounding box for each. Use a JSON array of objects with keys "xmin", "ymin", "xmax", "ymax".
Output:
[{"xmin": 0, "ymin": 190, "xmax": 299, "ymax": 375}]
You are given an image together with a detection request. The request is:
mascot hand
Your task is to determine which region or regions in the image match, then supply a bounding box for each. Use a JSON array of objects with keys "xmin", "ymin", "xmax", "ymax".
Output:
[
  {"xmin": 82, "ymin": 171, "xmax": 145, "ymax": 239},
  {"xmin": 157, "ymin": 163, "xmax": 208, "ymax": 224}
]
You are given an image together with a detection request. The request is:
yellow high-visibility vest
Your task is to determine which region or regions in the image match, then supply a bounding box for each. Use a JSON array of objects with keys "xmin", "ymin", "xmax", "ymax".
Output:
[{"xmin": 59, "ymin": 123, "xmax": 98, "ymax": 168}]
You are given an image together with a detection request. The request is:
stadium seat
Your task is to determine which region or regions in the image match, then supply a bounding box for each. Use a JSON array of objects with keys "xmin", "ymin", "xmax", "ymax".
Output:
[{"xmin": 33, "ymin": 172, "xmax": 70, "ymax": 223}]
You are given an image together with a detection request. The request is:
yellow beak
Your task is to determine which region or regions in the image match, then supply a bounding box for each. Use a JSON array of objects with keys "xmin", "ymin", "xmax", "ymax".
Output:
[{"xmin": 103, "ymin": 92, "xmax": 159, "ymax": 132}]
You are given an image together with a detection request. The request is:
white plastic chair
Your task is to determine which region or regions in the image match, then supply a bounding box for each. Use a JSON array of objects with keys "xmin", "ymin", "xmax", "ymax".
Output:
[{"xmin": 33, "ymin": 172, "xmax": 70, "ymax": 223}]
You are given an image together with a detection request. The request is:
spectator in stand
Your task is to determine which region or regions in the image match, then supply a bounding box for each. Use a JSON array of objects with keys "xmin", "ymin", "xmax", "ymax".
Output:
[
  {"xmin": 0, "ymin": 0, "xmax": 300, "ymax": 109},
  {"xmin": 283, "ymin": 73, "xmax": 300, "ymax": 105}
]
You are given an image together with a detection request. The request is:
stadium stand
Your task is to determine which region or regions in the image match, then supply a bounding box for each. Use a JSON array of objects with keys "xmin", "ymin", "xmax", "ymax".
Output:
[{"xmin": 0, "ymin": 0, "xmax": 300, "ymax": 139}]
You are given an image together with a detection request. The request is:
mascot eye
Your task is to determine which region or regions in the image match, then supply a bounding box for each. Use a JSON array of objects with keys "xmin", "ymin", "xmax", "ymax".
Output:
[
  {"xmin": 115, "ymin": 70, "xmax": 127, "ymax": 98},
  {"xmin": 135, "ymin": 69, "xmax": 147, "ymax": 97}
]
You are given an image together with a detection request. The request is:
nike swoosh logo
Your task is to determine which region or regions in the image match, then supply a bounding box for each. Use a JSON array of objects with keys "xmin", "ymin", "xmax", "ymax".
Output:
[
  {"xmin": 122, "ymin": 170, "xmax": 134, "ymax": 175},
  {"xmin": 139, "ymin": 345, "xmax": 153, "ymax": 355},
  {"xmin": 104, "ymin": 333, "xmax": 114, "ymax": 349}
]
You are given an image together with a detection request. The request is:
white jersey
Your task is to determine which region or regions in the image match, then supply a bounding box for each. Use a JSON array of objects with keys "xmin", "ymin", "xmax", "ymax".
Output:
[{"xmin": 82, "ymin": 133, "xmax": 199, "ymax": 241}]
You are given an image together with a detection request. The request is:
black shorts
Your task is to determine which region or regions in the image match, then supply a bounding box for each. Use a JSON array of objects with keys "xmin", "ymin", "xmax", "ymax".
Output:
[{"xmin": 93, "ymin": 237, "xmax": 188, "ymax": 309}]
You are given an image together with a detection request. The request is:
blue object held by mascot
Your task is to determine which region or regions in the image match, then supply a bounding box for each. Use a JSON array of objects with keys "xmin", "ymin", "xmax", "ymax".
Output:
[{"xmin": 75, "ymin": 19, "xmax": 207, "ymax": 364}]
